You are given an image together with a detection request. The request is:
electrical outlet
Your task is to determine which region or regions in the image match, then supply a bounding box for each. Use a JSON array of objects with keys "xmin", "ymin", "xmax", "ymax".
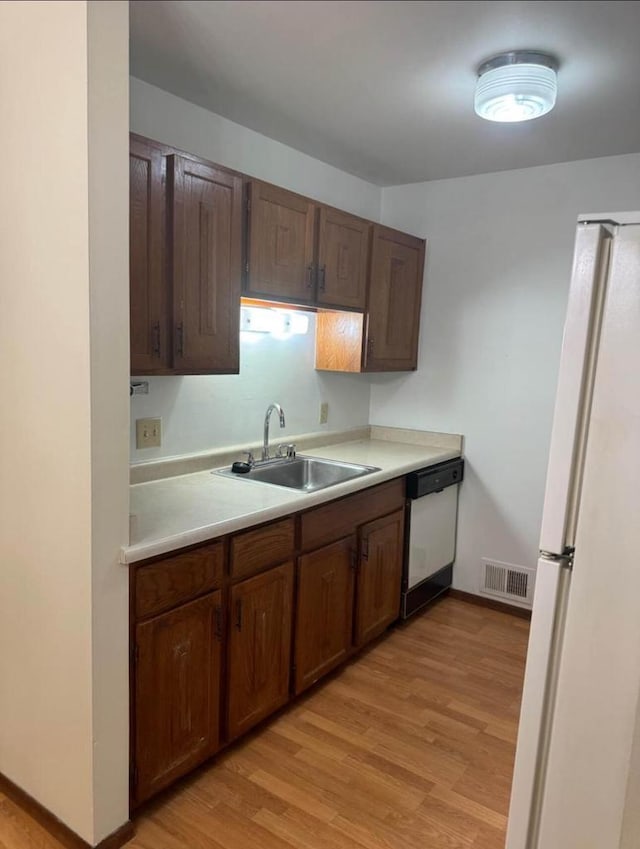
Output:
[
  {"xmin": 136, "ymin": 417, "xmax": 162, "ymax": 449},
  {"xmin": 319, "ymin": 402, "xmax": 329, "ymax": 424}
]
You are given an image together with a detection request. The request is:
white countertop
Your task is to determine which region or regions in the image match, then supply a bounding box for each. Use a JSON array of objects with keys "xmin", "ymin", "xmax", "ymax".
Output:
[{"xmin": 123, "ymin": 434, "xmax": 462, "ymax": 564}]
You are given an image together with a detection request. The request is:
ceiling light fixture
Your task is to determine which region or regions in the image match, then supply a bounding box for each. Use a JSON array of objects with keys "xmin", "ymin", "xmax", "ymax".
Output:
[{"xmin": 474, "ymin": 51, "xmax": 558, "ymax": 123}]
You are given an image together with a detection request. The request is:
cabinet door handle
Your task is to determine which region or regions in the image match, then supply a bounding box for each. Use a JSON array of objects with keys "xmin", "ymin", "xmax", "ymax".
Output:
[
  {"xmin": 319, "ymin": 264, "xmax": 326, "ymax": 292},
  {"xmin": 214, "ymin": 605, "xmax": 223, "ymax": 640},
  {"xmin": 175, "ymin": 323, "xmax": 184, "ymax": 357},
  {"xmin": 152, "ymin": 321, "xmax": 161, "ymax": 358},
  {"xmin": 235, "ymin": 599, "xmax": 243, "ymax": 631},
  {"xmin": 350, "ymin": 548, "xmax": 358, "ymax": 571},
  {"xmin": 366, "ymin": 337, "xmax": 374, "ymax": 359},
  {"xmin": 361, "ymin": 537, "xmax": 369, "ymax": 560},
  {"xmin": 305, "ymin": 264, "xmax": 315, "ymax": 289}
]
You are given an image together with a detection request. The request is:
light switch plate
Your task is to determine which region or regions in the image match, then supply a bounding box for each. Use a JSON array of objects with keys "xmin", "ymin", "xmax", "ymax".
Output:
[
  {"xmin": 319, "ymin": 402, "xmax": 329, "ymax": 424},
  {"xmin": 136, "ymin": 417, "xmax": 162, "ymax": 449}
]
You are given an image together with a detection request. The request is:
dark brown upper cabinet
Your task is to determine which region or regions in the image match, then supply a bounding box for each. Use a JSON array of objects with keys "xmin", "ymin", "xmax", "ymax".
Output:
[
  {"xmin": 129, "ymin": 134, "xmax": 242, "ymax": 376},
  {"xmin": 130, "ymin": 136, "xmax": 168, "ymax": 373},
  {"xmin": 168, "ymin": 155, "xmax": 242, "ymax": 374},
  {"xmin": 244, "ymin": 182, "xmax": 371, "ymax": 312},
  {"xmin": 364, "ymin": 225, "xmax": 425, "ymax": 371},
  {"xmin": 316, "ymin": 224, "xmax": 426, "ymax": 374},
  {"xmin": 130, "ymin": 134, "xmax": 426, "ymax": 376},
  {"xmin": 245, "ymin": 181, "xmax": 316, "ymax": 304},
  {"xmin": 317, "ymin": 207, "xmax": 370, "ymax": 310}
]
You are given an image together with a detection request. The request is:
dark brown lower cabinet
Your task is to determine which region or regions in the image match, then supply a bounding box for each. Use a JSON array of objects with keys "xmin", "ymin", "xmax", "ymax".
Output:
[
  {"xmin": 130, "ymin": 479, "xmax": 410, "ymax": 806},
  {"xmin": 294, "ymin": 535, "xmax": 356, "ymax": 694},
  {"xmin": 355, "ymin": 509, "xmax": 405, "ymax": 646},
  {"xmin": 227, "ymin": 561, "xmax": 294, "ymax": 740},
  {"xmin": 133, "ymin": 590, "xmax": 223, "ymax": 805}
]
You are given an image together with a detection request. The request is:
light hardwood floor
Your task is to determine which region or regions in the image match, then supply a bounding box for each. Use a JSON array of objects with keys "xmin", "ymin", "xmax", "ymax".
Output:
[{"xmin": 0, "ymin": 597, "xmax": 529, "ymax": 849}]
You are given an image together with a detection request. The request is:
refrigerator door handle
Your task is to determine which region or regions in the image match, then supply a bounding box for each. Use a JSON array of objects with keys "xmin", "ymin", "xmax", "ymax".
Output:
[
  {"xmin": 540, "ymin": 548, "xmax": 574, "ymax": 566},
  {"xmin": 539, "ymin": 224, "xmax": 611, "ymax": 555}
]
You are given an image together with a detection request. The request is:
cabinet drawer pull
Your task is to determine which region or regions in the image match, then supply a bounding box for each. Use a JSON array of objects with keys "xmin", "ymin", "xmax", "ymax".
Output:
[
  {"xmin": 152, "ymin": 321, "xmax": 161, "ymax": 357},
  {"xmin": 235, "ymin": 599, "xmax": 243, "ymax": 631},
  {"xmin": 175, "ymin": 323, "xmax": 184, "ymax": 357},
  {"xmin": 215, "ymin": 605, "xmax": 223, "ymax": 640}
]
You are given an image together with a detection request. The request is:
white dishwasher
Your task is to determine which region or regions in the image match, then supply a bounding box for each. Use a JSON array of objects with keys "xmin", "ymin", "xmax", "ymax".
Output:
[{"xmin": 401, "ymin": 457, "xmax": 464, "ymax": 618}]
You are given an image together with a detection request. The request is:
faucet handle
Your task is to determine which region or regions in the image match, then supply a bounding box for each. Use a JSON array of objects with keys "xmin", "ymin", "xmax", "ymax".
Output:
[
  {"xmin": 243, "ymin": 451, "xmax": 255, "ymax": 466},
  {"xmin": 277, "ymin": 443, "xmax": 296, "ymax": 460}
]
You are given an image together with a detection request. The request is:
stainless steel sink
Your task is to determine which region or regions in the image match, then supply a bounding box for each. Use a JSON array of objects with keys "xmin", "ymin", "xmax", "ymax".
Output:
[{"xmin": 215, "ymin": 456, "xmax": 380, "ymax": 493}]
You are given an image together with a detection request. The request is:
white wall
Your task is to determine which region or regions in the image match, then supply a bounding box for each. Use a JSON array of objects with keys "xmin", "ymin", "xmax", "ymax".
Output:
[
  {"xmin": 0, "ymin": 1, "xmax": 93, "ymax": 835},
  {"xmin": 0, "ymin": 1, "xmax": 129, "ymax": 844},
  {"xmin": 621, "ymin": 685, "xmax": 640, "ymax": 848},
  {"xmin": 131, "ymin": 314, "xmax": 371, "ymax": 462},
  {"xmin": 373, "ymin": 153, "xmax": 640, "ymax": 597},
  {"xmin": 130, "ymin": 77, "xmax": 381, "ymax": 220},
  {"xmin": 129, "ymin": 78, "xmax": 381, "ymax": 462},
  {"xmin": 87, "ymin": 1, "xmax": 130, "ymax": 842}
]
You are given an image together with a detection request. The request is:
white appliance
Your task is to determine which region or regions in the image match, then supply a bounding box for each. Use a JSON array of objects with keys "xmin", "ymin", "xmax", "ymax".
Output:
[
  {"xmin": 506, "ymin": 215, "xmax": 640, "ymax": 848},
  {"xmin": 401, "ymin": 458, "xmax": 463, "ymax": 618}
]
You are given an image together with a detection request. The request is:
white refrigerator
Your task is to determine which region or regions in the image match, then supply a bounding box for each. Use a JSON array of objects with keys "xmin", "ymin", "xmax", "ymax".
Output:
[{"xmin": 506, "ymin": 214, "xmax": 640, "ymax": 849}]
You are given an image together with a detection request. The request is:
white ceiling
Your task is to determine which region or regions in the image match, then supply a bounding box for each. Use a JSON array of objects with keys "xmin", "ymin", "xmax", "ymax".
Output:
[{"xmin": 130, "ymin": 0, "xmax": 640, "ymax": 185}]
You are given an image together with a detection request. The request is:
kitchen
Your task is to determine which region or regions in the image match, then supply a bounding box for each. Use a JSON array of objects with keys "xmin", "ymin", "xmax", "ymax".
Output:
[{"xmin": 1, "ymin": 2, "xmax": 640, "ymax": 849}]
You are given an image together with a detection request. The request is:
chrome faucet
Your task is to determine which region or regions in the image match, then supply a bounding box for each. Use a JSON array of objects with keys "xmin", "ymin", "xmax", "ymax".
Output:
[{"xmin": 263, "ymin": 403, "xmax": 286, "ymax": 461}]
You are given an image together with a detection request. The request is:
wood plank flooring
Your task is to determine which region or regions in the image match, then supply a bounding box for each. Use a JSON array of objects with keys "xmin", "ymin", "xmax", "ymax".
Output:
[{"xmin": 0, "ymin": 597, "xmax": 530, "ymax": 849}]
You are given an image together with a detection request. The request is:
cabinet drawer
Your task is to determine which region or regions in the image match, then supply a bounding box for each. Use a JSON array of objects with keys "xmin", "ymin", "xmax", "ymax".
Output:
[
  {"xmin": 135, "ymin": 542, "xmax": 224, "ymax": 619},
  {"xmin": 230, "ymin": 517, "xmax": 295, "ymax": 580},
  {"xmin": 300, "ymin": 478, "xmax": 405, "ymax": 551}
]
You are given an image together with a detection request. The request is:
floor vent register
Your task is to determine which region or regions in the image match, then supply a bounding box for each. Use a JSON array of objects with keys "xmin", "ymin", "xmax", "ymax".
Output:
[{"xmin": 481, "ymin": 558, "xmax": 535, "ymax": 606}]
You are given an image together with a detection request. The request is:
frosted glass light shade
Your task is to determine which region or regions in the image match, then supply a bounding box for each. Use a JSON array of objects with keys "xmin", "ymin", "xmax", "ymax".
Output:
[{"xmin": 475, "ymin": 52, "xmax": 558, "ymax": 123}]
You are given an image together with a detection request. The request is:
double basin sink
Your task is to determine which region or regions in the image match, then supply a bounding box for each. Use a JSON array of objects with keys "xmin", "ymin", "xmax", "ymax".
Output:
[{"xmin": 216, "ymin": 455, "xmax": 380, "ymax": 493}]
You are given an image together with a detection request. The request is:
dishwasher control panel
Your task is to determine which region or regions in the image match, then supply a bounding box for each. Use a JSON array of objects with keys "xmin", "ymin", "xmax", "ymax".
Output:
[{"xmin": 406, "ymin": 457, "xmax": 464, "ymax": 499}]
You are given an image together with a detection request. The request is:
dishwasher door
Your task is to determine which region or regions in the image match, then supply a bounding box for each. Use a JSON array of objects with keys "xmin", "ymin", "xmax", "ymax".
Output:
[
  {"xmin": 402, "ymin": 457, "xmax": 463, "ymax": 618},
  {"xmin": 408, "ymin": 485, "xmax": 458, "ymax": 589}
]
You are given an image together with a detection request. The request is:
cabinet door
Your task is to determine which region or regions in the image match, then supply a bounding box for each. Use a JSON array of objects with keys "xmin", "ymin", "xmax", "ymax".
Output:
[
  {"xmin": 295, "ymin": 536, "xmax": 356, "ymax": 694},
  {"xmin": 227, "ymin": 561, "xmax": 294, "ymax": 740},
  {"xmin": 355, "ymin": 509, "xmax": 405, "ymax": 646},
  {"xmin": 365, "ymin": 225, "xmax": 425, "ymax": 372},
  {"xmin": 169, "ymin": 155, "xmax": 242, "ymax": 373},
  {"xmin": 130, "ymin": 137, "xmax": 168, "ymax": 374},
  {"xmin": 246, "ymin": 181, "xmax": 316, "ymax": 303},
  {"xmin": 317, "ymin": 207, "xmax": 370, "ymax": 310},
  {"xmin": 134, "ymin": 590, "xmax": 223, "ymax": 804}
]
